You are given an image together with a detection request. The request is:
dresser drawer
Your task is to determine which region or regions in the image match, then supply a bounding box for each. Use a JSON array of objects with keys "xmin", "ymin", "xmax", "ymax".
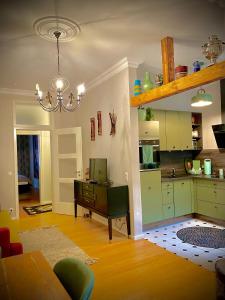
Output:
[
  {"xmin": 81, "ymin": 197, "xmax": 95, "ymax": 207},
  {"xmin": 82, "ymin": 183, "xmax": 94, "ymax": 192},
  {"xmin": 82, "ymin": 189, "xmax": 94, "ymax": 199}
]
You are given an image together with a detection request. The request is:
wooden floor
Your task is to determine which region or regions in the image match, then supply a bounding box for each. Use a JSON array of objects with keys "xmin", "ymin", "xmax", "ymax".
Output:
[{"xmin": 17, "ymin": 212, "xmax": 216, "ymax": 300}]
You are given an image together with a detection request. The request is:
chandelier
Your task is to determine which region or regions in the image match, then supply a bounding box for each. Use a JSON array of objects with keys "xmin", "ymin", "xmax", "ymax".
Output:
[{"xmin": 35, "ymin": 31, "xmax": 85, "ymax": 112}]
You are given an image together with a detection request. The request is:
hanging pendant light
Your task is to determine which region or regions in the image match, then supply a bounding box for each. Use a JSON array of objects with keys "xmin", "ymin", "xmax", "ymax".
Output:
[
  {"xmin": 191, "ymin": 88, "xmax": 213, "ymax": 107},
  {"xmin": 35, "ymin": 31, "xmax": 85, "ymax": 112}
]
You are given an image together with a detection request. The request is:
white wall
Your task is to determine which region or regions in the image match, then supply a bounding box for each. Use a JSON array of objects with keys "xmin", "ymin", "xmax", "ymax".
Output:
[{"xmin": 54, "ymin": 62, "xmax": 143, "ymax": 238}]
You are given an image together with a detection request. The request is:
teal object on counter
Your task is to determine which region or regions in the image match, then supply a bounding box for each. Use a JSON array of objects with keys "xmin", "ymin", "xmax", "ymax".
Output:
[
  {"xmin": 142, "ymin": 145, "xmax": 153, "ymax": 164},
  {"xmin": 134, "ymin": 79, "xmax": 142, "ymax": 96},
  {"xmin": 204, "ymin": 159, "xmax": 211, "ymax": 175}
]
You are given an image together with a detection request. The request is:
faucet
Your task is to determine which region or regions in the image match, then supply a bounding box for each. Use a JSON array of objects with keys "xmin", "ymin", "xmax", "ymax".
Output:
[{"xmin": 171, "ymin": 168, "xmax": 176, "ymax": 178}]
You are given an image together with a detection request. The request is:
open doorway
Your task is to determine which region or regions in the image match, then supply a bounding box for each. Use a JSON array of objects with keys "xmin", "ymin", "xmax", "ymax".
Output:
[
  {"xmin": 16, "ymin": 130, "xmax": 52, "ymax": 218},
  {"xmin": 17, "ymin": 134, "xmax": 40, "ymax": 217}
]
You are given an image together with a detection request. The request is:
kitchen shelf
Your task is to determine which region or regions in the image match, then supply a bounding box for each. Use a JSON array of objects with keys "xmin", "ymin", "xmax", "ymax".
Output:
[{"xmin": 130, "ymin": 60, "xmax": 225, "ymax": 107}]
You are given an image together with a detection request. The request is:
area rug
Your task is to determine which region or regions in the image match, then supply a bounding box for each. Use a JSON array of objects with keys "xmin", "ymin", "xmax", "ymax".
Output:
[
  {"xmin": 23, "ymin": 204, "xmax": 52, "ymax": 215},
  {"xmin": 177, "ymin": 226, "xmax": 225, "ymax": 248},
  {"xmin": 19, "ymin": 227, "xmax": 97, "ymax": 267}
]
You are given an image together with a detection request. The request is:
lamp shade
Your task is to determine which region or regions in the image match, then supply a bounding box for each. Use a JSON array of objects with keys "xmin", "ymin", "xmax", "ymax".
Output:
[{"xmin": 191, "ymin": 88, "xmax": 213, "ymax": 107}]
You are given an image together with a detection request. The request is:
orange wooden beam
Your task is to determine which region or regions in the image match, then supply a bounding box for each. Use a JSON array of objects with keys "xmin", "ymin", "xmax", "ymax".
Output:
[{"xmin": 161, "ymin": 37, "xmax": 175, "ymax": 84}]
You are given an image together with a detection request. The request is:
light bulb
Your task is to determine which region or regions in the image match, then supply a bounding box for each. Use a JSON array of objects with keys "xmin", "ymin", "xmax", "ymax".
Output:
[
  {"xmin": 77, "ymin": 83, "xmax": 85, "ymax": 96},
  {"xmin": 36, "ymin": 83, "xmax": 40, "ymax": 91},
  {"xmin": 38, "ymin": 90, "xmax": 43, "ymax": 99},
  {"xmin": 56, "ymin": 79, "xmax": 64, "ymax": 90}
]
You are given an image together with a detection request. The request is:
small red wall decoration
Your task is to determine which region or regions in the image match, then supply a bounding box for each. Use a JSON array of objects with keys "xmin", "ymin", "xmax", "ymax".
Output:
[
  {"xmin": 97, "ymin": 111, "xmax": 102, "ymax": 136},
  {"xmin": 90, "ymin": 117, "xmax": 95, "ymax": 141}
]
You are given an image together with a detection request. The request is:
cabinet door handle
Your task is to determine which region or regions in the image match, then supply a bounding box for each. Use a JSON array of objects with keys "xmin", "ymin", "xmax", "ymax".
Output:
[
  {"xmin": 148, "ymin": 187, "xmax": 151, "ymax": 190},
  {"xmin": 215, "ymin": 206, "xmax": 217, "ymax": 209},
  {"xmin": 182, "ymin": 182, "xmax": 184, "ymax": 185},
  {"xmin": 168, "ymin": 206, "xmax": 171, "ymax": 209},
  {"xmin": 214, "ymin": 191, "xmax": 217, "ymax": 194},
  {"xmin": 167, "ymin": 192, "xmax": 170, "ymax": 195},
  {"xmin": 186, "ymin": 146, "xmax": 188, "ymax": 148},
  {"xmin": 173, "ymin": 146, "xmax": 175, "ymax": 149}
]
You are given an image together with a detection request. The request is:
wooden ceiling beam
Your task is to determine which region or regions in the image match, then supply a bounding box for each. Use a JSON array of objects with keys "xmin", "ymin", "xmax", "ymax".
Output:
[{"xmin": 131, "ymin": 60, "xmax": 225, "ymax": 107}]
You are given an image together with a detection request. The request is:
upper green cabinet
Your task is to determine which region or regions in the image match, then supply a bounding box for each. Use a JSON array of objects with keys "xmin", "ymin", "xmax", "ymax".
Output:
[
  {"xmin": 152, "ymin": 110, "xmax": 167, "ymax": 150},
  {"xmin": 152, "ymin": 109, "xmax": 193, "ymax": 151},
  {"xmin": 174, "ymin": 180, "xmax": 193, "ymax": 217},
  {"xmin": 140, "ymin": 171, "xmax": 163, "ymax": 225}
]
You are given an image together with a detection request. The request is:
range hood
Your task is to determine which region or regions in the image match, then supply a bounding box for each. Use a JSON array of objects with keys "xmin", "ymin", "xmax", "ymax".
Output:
[{"xmin": 212, "ymin": 79, "xmax": 225, "ymax": 148}]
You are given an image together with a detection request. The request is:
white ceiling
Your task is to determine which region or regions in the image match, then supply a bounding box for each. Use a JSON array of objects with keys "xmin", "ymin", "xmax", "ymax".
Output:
[{"xmin": 0, "ymin": 0, "xmax": 224, "ymax": 91}]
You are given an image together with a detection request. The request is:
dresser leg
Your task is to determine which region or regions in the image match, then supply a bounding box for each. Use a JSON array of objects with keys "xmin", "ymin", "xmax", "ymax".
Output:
[
  {"xmin": 126, "ymin": 214, "xmax": 131, "ymax": 237},
  {"xmin": 74, "ymin": 201, "xmax": 77, "ymax": 218},
  {"xmin": 108, "ymin": 218, "xmax": 112, "ymax": 240}
]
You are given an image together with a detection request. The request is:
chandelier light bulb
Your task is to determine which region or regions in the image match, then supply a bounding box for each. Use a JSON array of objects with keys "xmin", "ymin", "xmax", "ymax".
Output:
[
  {"xmin": 38, "ymin": 90, "xmax": 43, "ymax": 99},
  {"xmin": 36, "ymin": 83, "xmax": 40, "ymax": 91},
  {"xmin": 77, "ymin": 83, "xmax": 85, "ymax": 96},
  {"xmin": 56, "ymin": 78, "xmax": 64, "ymax": 90}
]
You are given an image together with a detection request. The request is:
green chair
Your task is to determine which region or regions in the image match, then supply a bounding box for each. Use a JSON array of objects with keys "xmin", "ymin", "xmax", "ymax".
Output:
[{"xmin": 53, "ymin": 258, "xmax": 94, "ymax": 300}]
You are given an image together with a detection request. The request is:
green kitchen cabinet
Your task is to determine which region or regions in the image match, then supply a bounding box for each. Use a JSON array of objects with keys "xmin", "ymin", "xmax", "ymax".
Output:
[
  {"xmin": 179, "ymin": 111, "xmax": 193, "ymax": 150},
  {"xmin": 174, "ymin": 180, "xmax": 193, "ymax": 217},
  {"xmin": 195, "ymin": 179, "xmax": 225, "ymax": 221},
  {"xmin": 140, "ymin": 171, "xmax": 163, "ymax": 225},
  {"xmin": 152, "ymin": 110, "xmax": 167, "ymax": 151},
  {"xmin": 165, "ymin": 111, "xmax": 180, "ymax": 150}
]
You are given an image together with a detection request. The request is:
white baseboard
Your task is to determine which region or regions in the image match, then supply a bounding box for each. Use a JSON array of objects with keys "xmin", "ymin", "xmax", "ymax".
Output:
[{"xmin": 131, "ymin": 233, "xmax": 145, "ymax": 240}]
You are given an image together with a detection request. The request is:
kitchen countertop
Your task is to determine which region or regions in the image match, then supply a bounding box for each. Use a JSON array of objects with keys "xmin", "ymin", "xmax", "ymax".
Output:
[{"xmin": 161, "ymin": 174, "xmax": 225, "ymax": 182}]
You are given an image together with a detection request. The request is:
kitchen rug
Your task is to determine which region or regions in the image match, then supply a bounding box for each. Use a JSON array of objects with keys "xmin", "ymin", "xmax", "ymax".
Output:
[
  {"xmin": 19, "ymin": 226, "xmax": 97, "ymax": 267},
  {"xmin": 177, "ymin": 226, "xmax": 225, "ymax": 248},
  {"xmin": 23, "ymin": 203, "xmax": 52, "ymax": 215}
]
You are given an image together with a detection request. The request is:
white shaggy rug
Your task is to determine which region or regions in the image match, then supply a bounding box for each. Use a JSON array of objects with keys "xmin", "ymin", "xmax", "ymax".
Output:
[{"xmin": 19, "ymin": 226, "xmax": 96, "ymax": 267}]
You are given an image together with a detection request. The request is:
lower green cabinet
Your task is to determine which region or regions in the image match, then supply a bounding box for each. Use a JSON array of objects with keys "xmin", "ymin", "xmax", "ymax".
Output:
[
  {"xmin": 174, "ymin": 180, "xmax": 193, "ymax": 217},
  {"xmin": 195, "ymin": 179, "xmax": 225, "ymax": 221},
  {"xmin": 163, "ymin": 204, "xmax": 174, "ymax": 219},
  {"xmin": 140, "ymin": 171, "xmax": 163, "ymax": 225}
]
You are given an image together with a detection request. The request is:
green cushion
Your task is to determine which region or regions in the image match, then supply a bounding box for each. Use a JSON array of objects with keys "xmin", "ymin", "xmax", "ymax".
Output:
[{"xmin": 54, "ymin": 258, "xmax": 94, "ymax": 300}]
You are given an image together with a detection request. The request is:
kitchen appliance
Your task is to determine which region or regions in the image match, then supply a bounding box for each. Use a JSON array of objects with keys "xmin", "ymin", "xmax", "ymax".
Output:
[
  {"xmin": 212, "ymin": 79, "xmax": 225, "ymax": 148},
  {"xmin": 139, "ymin": 140, "xmax": 160, "ymax": 169},
  {"xmin": 204, "ymin": 159, "xmax": 211, "ymax": 175},
  {"xmin": 139, "ymin": 120, "xmax": 160, "ymax": 169}
]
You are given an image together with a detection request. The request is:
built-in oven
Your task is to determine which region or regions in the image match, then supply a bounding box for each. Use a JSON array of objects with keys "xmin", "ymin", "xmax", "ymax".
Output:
[{"xmin": 139, "ymin": 139, "xmax": 160, "ymax": 169}]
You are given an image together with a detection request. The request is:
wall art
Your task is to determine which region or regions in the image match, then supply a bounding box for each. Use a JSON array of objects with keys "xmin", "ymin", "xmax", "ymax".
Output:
[
  {"xmin": 109, "ymin": 111, "xmax": 117, "ymax": 136},
  {"xmin": 90, "ymin": 117, "xmax": 95, "ymax": 141},
  {"xmin": 97, "ymin": 111, "xmax": 102, "ymax": 136}
]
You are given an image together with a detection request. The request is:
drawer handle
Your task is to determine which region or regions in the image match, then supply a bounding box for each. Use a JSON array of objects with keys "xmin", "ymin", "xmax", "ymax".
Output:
[
  {"xmin": 214, "ymin": 191, "xmax": 216, "ymax": 194},
  {"xmin": 215, "ymin": 206, "xmax": 217, "ymax": 209},
  {"xmin": 182, "ymin": 182, "xmax": 184, "ymax": 185},
  {"xmin": 173, "ymin": 146, "xmax": 175, "ymax": 149},
  {"xmin": 168, "ymin": 206, "xmax": 171, "ymax": 209},
  {"xmin": 148, "ymin": 187, "xmax": 151, "ymax": 190},
  {"xmin": 167, "ymin": 192, "xmax": 170, "ymax": 195}
]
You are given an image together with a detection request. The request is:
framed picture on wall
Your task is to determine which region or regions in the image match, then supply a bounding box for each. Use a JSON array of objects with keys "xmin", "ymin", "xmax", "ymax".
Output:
[
  {"xmin": 97, "ymin": 111, "xmax": 102, "ymax": 136},
  {"xmin": 90, "ymin": 117, "xmax": 95, "ymax": 141}
]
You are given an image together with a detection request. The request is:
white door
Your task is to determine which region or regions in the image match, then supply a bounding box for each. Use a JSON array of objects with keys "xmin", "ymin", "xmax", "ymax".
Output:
[{"xmin": 53, "ymin": 127, "xmax": 82, "ymax": 215}]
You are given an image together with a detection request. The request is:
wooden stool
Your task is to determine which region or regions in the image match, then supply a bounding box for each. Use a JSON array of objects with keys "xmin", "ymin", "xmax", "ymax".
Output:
[{"xmin": 215, "ymin": 259, "xmax": 225, "ymax": 300}]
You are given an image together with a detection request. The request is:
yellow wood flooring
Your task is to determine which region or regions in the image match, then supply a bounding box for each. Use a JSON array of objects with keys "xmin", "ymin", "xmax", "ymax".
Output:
[{"xmin": 16, "ymin": 212, "xmax": 216, "ymax": 300}]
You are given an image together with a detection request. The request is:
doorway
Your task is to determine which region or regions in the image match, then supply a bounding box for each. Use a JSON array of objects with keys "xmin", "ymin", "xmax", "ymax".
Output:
[
  {"xmin": 16, "ymin": 130, "xmax": 52, "ymax": 217},
  {"xmin": 17, "ymin": 134, "xmax": 40, "ymax": 217}
]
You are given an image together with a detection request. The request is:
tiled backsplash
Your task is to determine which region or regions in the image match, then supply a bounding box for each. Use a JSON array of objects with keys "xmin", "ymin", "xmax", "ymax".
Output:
[
  {"xmin": 160, "ymin": 149, "xmax": 225, "ymax": 175},
  {"xmin": 160, "ymin": 151, "xmax": 193, "ymax": 176},
  {"xmin": 195, "ymin": 149, "xmax": 225, "ymax": 173}
]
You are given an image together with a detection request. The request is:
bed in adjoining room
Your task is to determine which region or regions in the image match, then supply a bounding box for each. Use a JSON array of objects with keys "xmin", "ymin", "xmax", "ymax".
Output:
[{"xmin": 18, "ymin": 174, "xmax": 31, "ymax": 194}]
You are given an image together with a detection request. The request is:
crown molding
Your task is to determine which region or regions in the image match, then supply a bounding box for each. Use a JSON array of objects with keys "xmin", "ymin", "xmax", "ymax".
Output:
[
  {"xmin": 0, "ymin": 88, "xmax": 34, "ymax": 97},
  {"xmin": 87, "ymin": 57, "xmax": 141, "ymax": 91},
  {"xmin": 0, "ymin": 57, "xmax": 141, "ymax": 96}
]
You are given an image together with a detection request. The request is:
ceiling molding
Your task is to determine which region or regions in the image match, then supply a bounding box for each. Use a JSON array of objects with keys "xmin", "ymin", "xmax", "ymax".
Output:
[
  {"xmin": 0, "ymin": 88, "xmax": 34, "ymax": 97},
  {"xmin": 87, "ymin": 57, "xmax": 141, "ymax": 91},
  {"xmin": 0, "ymin": 58, "xmax": 141, "ymax": 97}
]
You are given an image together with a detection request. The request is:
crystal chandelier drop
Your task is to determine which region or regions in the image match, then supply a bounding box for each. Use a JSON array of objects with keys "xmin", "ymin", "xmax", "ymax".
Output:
[{"xmin": 35, "ymin": 31, "xmax": 85, "ymax": 112}]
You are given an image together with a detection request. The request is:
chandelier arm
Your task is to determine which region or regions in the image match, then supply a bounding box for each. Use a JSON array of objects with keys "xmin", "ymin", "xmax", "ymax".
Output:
[
  {"xmin": 38, "ymin": 99, "xmax": 60, "ymax": 112},
  {"xmin": 61, "ymin": 98, "xmax": 80, "ymax": 112}
]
